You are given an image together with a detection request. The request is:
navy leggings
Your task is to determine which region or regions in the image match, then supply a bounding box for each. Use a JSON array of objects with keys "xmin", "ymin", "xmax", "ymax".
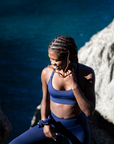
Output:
[{"xmin": 9, "ymin": 111, "xmax": 90, "ymax": 144}]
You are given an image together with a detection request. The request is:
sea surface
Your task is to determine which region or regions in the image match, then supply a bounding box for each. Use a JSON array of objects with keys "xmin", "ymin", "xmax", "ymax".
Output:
[{"xmin": 0, "ymin": 0, "xmax": 114, "ymax": 143}]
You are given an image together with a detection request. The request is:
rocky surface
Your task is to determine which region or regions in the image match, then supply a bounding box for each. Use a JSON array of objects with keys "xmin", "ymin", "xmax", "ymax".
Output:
[
  {"xmin": 30, "ymin": 20, "xmax": 114, "ymax": 144},
  {"xmin": 78, "ymin": 19, "xmax": 114, "ymax": 124},
  {"xmin": 88, "ymin": 111, "xmax": 114, "ymax": 144},
  {"xmin": 0, "ymin": 106, "xmax": 12, "ymax": 144}
]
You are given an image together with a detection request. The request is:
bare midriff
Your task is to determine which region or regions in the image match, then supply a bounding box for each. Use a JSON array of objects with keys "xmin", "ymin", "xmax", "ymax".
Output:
[{"xmin": 50, "ymin": 100, "xmax": 81, "ymax": 119}]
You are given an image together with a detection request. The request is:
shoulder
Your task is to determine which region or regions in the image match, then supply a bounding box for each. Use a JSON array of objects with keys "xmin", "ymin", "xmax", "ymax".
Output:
[
  {"xmin": 78, "ymin": 63, "xmax": 95, "ymax": 80},
  {"xmin": 41, "ymin": 65, "xmax": 54, "ymax": 84},
  {"xmin": 78, "ymin": 63, "xmax": 94, "ymax": 73}
]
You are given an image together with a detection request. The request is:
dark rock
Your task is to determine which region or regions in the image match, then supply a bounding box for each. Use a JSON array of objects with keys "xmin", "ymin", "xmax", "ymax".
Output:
[{"xmin": 0, "ymin": 106, "xmax": 12, "ymax": 144}]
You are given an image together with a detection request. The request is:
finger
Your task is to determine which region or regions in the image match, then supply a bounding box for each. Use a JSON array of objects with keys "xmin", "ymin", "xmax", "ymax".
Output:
[
  {"xmin": 64, "ymin": 72, "xmax": 72, "ymax": 78},
  {"xmin": 51, "ymin": 127, "xmax": 57, "ymax": 141},
  {"xmin": 51, "ymin": 133, "xmax": 57, "ymax": 141},
  {"xmin": 66, "ymin": 70, "xmax": 72, "ymax": 75}
]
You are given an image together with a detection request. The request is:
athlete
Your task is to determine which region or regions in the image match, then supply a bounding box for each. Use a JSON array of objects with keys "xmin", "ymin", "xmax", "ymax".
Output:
[{"xmin": 9, "ymin": 35, "xmax": 95, "ymax": 144}]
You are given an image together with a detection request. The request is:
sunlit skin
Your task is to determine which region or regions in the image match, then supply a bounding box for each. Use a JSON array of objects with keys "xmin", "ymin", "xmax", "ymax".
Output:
[{"xmin": 40, "ymin": 49, "xmax": 95, "ymax": 141}]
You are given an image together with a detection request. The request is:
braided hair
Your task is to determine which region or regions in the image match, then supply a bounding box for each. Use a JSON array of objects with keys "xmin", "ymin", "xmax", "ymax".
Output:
[{"xmin": 48, "ymin": 35, "xmax": 78, "ymax": 63}]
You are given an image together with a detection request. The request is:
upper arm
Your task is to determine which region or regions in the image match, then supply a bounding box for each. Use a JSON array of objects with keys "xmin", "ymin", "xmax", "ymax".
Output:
[
  {"xmin": 84, "ymin": 68, "xmax": 96, "ymax": 108},
  {"xmin": 41, "ymin": 68, "xmax": 50, "ymax": 101}
]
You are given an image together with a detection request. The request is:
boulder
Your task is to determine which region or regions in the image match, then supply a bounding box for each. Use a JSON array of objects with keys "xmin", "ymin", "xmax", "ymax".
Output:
[
  {"xmin": 78, "ymin": 19, "xmax": 114, "ymax": 124},
  {"xmin": 0, "ymin": 106, "xmax": 12, "ymax": 144},
  {"xmin": 88, "ymin": 111, "xmax": 114, "ymax": 144}
]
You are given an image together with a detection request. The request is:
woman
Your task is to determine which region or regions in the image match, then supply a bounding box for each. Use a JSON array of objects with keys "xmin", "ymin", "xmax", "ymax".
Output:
[{"xmin": 9, "ymin": 35, "xmax": 95, "ymax": 144}]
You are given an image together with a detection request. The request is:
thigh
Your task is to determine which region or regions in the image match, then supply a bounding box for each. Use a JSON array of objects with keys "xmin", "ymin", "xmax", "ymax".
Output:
[
  {"xmin": 68, "ymin": 125, "xmax": 85, "ymax": 144},
  {"xmin": 51, "ymin": 112, "xmax": 84, "ymax": 144},
  {"xmin": 9, "ymin": 125, "xmax": 53, "ymax": 144},
  {"xmin": 54, "ymin": 122, "xmax": 84, "ymax": 144}
]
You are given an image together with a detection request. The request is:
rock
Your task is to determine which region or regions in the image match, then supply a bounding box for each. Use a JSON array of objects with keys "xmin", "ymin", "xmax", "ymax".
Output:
[
  {"xmin": 30, "ymin": 105, "xmax": 41, "ymax": 128},
  {"xmin": 78, "ymin": 19, "xmax": 114, "ymax": 124},
  {"xmin": 88, "ymin": 111, "xmax": 114, "ymax": 144},
  {"xmin": 0, "ymin": 106, "xmax": 12, "ymax": 144}
]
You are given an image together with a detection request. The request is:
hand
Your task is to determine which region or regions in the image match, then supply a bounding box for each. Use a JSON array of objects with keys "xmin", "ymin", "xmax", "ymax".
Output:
[
  {"xmin": 64, "ymin": 68, "xmax": 78, "ymax": 90},
  {"xmin": 43, "ymin": 125, "xmax": 57, "ymax": 141}
]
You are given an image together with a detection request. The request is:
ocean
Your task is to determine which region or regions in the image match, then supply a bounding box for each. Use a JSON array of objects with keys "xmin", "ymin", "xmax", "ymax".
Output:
[{"xmin": 0, "ymin": 0, "xmax": 114, "ymax": 143}]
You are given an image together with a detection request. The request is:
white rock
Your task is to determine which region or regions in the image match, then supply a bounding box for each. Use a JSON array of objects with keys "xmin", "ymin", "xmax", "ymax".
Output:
[{"xmin": 78, "ymin": 19, "xmax": 114, "ymax": 124}]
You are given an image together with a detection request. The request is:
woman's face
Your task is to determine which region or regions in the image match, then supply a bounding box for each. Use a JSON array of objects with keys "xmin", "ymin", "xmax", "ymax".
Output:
[{"xmin": 48, "ymin": 49, "xmax": 67, "ymax": 71}]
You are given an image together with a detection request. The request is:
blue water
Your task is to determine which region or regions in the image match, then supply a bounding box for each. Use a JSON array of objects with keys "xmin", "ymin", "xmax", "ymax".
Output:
[{"xmin": 0, "ymin": 0, "xmax": 114, "ymax": 143}]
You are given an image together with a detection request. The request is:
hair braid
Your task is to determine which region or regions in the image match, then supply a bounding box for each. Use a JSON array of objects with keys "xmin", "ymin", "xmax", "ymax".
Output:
[{"xmin": 48, "ymin": 35, "xmax": 78, "ymax": 63}]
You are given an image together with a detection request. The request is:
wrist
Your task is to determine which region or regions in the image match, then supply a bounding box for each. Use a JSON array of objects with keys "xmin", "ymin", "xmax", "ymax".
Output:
[
  {"xmin": 41, "ymin": 117, "xmax": 47, "ymax": 121},
  {"xmin": 71, "ymin": 83, "xmax": 78, "ymax": 90},
  {"xmin": 38, "ymin": 116, "xmax": 52, "ymax": 128}
]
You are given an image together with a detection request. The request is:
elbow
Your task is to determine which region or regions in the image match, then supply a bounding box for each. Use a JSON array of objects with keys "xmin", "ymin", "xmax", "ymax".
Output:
[
  {"xmin": 85, "ymin": 106, "xmax": 95, "ymax": 117},
  {"xmin": 86, "ymin": 109, "xmax": 95, "ymax": 117}
]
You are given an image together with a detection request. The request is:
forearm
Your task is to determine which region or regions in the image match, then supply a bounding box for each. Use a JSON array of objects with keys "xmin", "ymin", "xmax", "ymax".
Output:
[
  {"xmin": 72, "ymin": 85, "xmax": 95, "ymax": 116},
  {"xmin": 41, "ymin": 98, "xmax": 50, "ymax": 120}
]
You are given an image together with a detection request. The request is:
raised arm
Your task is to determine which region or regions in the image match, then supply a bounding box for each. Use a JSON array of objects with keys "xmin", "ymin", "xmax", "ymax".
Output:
[
  {"xmin": 64, "ymin": 66, "xmax": 95, "ymax": 117},
  {"xmin": 72, "ymin": 68, "xmax": 95, "ymax": 116}
]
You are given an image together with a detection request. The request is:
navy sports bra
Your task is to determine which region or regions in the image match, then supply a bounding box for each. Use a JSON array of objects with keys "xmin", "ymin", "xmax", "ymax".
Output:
[{"xmin": 48, "ymin": 64, "xmax": 79, "ymax": 105}]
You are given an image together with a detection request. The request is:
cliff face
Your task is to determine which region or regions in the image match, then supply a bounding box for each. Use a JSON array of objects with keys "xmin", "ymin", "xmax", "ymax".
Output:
[{"xmin": 78, "ymin": 19, "xmax": 114, "ymax": 124}]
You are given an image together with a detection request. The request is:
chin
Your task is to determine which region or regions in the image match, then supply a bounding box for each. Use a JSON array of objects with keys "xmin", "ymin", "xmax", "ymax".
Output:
[
  {"xmin": 56, "ymin": 67, "xmax": 60, "ymax": 71},
  {"xmin": 53, "ymin": 66, "xmax": 59, "ymax": 70}
]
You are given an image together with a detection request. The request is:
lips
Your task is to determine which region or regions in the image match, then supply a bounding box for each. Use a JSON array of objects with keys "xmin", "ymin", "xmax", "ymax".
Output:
[{"xmin": 53, "ymin": 66, "xmax": 60, "ymax": 70}]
